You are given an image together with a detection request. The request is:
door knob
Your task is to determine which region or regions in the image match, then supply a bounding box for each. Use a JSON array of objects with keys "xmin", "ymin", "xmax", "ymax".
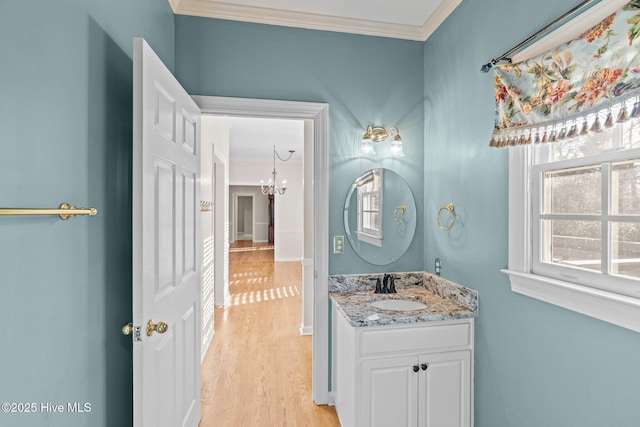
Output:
[
  {"xmin": 147, "ymin": 319, "xmax": 169, "ymax": 336},
  {"xmin": 421, "ymin": 363, "xmax": 428, "ymax": 371},
  {"xmin": 122, "ymin": 323, "xmax": 133, "ymax": 336},
  {"xmin": 412, "ymin": 365, "xmax": 420, "ymax": 373}
]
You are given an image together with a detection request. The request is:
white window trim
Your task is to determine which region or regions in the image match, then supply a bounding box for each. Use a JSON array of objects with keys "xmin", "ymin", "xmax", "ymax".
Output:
[
  {"xmin": 503, "ymin": 145, "xmax": 640, "ymax": 333},
  {"xmin": 356, "ymin": 168, "xmax": 383, "ymax": 247},
  {"xmin": 355, "ymin": 231, "xmax": 383, "ymax": 247}
]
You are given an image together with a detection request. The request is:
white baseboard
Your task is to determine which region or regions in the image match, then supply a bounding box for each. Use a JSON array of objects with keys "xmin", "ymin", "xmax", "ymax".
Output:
[
  {"xmin": 275, "ymin": 256, "xmax": 303, "ymax": 262},
  {"xmin": 299, "ymin": 324, "xmax": 313, "ymax": 335},
  {"xmin": 214, "ymin": 293, "xmax": 231, "ymax": 308},
  {"xmin": 327, "ymin": 392, "xmax": 335, "ymax": 406}
]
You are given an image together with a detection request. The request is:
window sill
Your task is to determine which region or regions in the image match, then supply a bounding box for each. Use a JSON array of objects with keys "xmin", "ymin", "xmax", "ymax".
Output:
[
  {"xmin": 355, "ymin": 232, "xmax": 382, "ymax": 247},
  {"xmin": 502, "ymin": 269, "xmax": 640, "ymax": 333}
]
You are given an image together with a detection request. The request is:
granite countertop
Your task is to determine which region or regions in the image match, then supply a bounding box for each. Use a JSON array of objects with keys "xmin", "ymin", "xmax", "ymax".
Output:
[{"xmin": 329, "ymin": 272, "xmax": 478, "ymax": 328}]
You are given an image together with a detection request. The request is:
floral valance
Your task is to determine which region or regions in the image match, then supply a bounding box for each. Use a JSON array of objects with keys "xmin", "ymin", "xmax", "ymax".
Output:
[{"xmin": 490, "ymin": 0, "xmax": 640, "ymax": 148}]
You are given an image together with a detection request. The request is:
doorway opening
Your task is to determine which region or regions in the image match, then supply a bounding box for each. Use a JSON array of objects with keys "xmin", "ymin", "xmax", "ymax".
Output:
[
  {"xmin": 232, "ymin": 193, "xmax": 256, "ymax": 242},
  {"xmin": 195, "ymin": 96, "xmax": 329, "ymax": 405},
  {"xmin": 235, "ymin": 195, "xmax": 252, "ymax": 240}
]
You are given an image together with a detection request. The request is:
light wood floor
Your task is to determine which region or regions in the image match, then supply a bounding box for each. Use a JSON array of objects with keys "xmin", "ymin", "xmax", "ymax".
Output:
[{"xmin": 199, "ymin": 241, "xmax": 341, "ymax": 427}]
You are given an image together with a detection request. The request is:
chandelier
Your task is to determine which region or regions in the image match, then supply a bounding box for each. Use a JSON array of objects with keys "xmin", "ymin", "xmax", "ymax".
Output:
[{"xmin": 261, "ymin": 145, "xmax": 295, "ymax": 196}]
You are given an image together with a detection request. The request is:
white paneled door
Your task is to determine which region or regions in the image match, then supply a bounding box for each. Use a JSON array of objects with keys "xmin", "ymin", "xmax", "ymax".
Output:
[{"xmin": 132, "ymin": 38, "xmax": 201, "ymax": 427}]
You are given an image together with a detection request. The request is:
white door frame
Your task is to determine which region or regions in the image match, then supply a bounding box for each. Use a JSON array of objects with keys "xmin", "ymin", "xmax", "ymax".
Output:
[
  {"xmin": 232, "ymin": 192, "xmax": 255, "ymax": 241},
  {"xmin": 193, "ymin": 95, "xmax": 329, "ymax": 405},
  {"xmin": 213, "ymin": 154, "xmax": 229, "ymax": 307}
]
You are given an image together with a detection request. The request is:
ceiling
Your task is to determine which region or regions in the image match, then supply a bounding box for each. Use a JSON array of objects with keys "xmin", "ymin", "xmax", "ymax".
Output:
[
  {"xmin": 169, "ymin": 0, "xmax": 462, "ymax": 41},
  {"xmin": 221, "ymin": 116, "xmax": 305, "ymax": 161}
]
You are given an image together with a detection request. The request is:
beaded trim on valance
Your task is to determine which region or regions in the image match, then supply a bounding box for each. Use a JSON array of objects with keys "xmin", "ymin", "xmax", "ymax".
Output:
[{"xmin": 490, "ymin": 1, "xmax": 640, "ymax": 148}]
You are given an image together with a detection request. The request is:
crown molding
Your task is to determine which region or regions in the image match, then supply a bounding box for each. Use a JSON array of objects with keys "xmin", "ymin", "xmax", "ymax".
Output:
[
  {"xmin": 173, "ymin": 0, "xmax": 462, "ymax": 41},
  {"xmin": 419, "ymin": 0, "xmax": 462, "ymax": 41},
  {"xmin": 168, "ymin": 0, "xmax": 181, "ymax": 13}
]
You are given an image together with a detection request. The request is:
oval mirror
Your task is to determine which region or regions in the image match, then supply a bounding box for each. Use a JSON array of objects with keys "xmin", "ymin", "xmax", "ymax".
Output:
[{"xmin": 343, "ymin": 168, "xmax": 417, "ymax": 265}]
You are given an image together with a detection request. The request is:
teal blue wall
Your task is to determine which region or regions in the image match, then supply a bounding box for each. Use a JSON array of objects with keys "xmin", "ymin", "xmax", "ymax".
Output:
[
  {"xmin": 424, "ymin": 1, "xmax": 640, "ymax": 426},
  {"xmin": 0, "ymin": 1, "xmax": 173, "ymax": 426},
  {"xmin": 175, "ymin": 17, "xmax": 425, "ymax": 274}
]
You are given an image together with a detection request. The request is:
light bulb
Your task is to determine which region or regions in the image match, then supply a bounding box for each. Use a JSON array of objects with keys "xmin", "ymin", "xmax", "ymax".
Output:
[
  {"xmin": 361, "ymin": 139, "xmax": 375, "ymax": 155},
  {"xmin": 389, "ymin": 140, "xmax": 404, "ymax": 158}
]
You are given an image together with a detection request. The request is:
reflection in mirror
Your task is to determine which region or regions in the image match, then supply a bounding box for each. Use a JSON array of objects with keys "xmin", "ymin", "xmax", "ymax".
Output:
[
  {"xmin": 344, "ymin": 168, "xmax": 417, "ymax": 265},
  {"xmin": 355, "ymin": 168, "xmax": 383, "ymax": 247}
]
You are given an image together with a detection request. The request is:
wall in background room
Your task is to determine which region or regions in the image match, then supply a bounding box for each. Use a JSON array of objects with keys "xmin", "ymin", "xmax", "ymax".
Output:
[
  {"xmin": 229, "ymin": 185, "xmax": 269, "ymax": 242},
  {"xmin": 229, "ymin": 159, "xmax": 304, "ymax": 260}
]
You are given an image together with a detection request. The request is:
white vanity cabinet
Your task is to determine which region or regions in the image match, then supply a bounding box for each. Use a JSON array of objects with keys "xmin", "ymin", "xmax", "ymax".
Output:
[{"xmin": 332, "ymin": 308, "xmax": 474, "ymax": 427}]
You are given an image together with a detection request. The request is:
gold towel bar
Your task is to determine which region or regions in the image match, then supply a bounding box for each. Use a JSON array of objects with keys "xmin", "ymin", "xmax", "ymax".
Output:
[{"xmin": 0, "ymin": 203, "xmax": 97, "ymax": 220}]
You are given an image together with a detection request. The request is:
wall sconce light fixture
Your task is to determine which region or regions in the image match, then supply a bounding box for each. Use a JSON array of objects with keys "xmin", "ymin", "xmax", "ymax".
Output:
[{"xmin": 361, "ymin": 125, "xmax": 404, "ymax": 157}]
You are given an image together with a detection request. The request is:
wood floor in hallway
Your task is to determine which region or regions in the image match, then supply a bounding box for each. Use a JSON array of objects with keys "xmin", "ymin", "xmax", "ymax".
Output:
[{"xmin": 199, "ymin": 241, "xmax": 341, "ymax": 427}]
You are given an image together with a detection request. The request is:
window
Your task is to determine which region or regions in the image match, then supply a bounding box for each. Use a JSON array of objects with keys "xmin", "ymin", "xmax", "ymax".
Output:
[
  {"xmin": 356, "ymin": 168, "xmax": 383, "ymax": 247},
  {"xmin": 505, "ymin": 117, "xmax": 640, "ymax": 333},
  {"xmin": 532, "ymin": 121, "xmax": 640, "ymax": 297}
]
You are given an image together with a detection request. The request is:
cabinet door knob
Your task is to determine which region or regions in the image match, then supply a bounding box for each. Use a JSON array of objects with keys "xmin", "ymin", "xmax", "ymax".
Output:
[
  {"xmin": 412, "ymin": 365, "xmax": 420, "ymax": 373},
  {"xmin": 421, "ymin": 363, "xmax": 428, "ymax": 371}
]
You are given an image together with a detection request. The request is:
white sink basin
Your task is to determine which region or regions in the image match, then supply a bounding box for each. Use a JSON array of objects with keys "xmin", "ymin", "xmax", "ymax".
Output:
[{"xmin": 370, "ymin": 299, "xmax": 427, "ymax": 311}]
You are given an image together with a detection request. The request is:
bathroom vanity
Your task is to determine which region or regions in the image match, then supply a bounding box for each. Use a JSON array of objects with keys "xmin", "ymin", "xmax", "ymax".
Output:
[{"xmin": 330, "ymin": 272, "xmax": 478, "ymax": 427}]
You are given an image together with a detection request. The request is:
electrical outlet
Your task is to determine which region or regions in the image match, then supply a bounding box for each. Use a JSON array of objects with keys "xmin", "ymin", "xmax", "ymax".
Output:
[{"xmin": 333, "ymin": 236, "xmax": 345, "ymax": 254}]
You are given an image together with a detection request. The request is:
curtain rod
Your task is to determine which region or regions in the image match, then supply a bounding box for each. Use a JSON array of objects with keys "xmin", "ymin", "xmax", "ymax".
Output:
[{"xmin": 480, "ymin": 0, "xmax": 597, "ymax": 72}]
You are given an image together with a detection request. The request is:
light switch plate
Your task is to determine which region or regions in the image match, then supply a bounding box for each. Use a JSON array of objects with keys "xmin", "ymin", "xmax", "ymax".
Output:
[{"xmin": 333, "ymin": 236, "xmax": 345, "ymax": 254}]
